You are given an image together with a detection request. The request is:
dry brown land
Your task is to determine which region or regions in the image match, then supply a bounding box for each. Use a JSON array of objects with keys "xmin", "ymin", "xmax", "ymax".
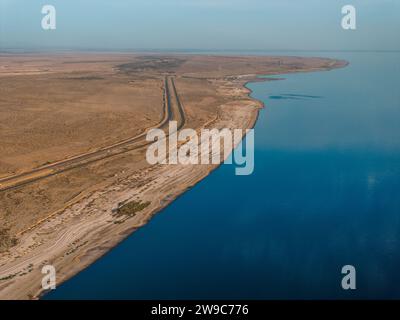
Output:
[{"xmin": 0, "ymin": 53, "xmax": 347, "ymax": 299}]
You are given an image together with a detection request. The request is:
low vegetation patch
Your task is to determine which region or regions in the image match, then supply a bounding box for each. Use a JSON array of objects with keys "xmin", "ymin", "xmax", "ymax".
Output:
[{"xmin": 116, "ymin": 200, "xmax": 151, "ymax": 218}]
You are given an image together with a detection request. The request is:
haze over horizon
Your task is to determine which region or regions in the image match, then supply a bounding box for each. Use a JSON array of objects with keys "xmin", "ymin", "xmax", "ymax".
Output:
[{"xmin": 1, "ymin": 0, "xmax": 399, "ymax": 51}]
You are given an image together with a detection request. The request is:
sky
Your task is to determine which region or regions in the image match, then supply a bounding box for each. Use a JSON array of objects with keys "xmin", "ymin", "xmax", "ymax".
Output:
[{"xmin": 0, "ymin": 0, "xmax": 399, "ymax": 51}]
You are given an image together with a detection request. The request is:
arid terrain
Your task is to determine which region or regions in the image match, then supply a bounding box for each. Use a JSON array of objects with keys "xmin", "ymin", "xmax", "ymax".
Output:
[{"xmin": 0, "ymin": 53, "xmax": 347, "ymax": 299}]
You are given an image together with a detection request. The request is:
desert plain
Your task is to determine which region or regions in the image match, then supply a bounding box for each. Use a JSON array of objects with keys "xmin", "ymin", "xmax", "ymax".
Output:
[{"xmin": 0, "ymin": 53, "xmax": 347, "ymax": 299}]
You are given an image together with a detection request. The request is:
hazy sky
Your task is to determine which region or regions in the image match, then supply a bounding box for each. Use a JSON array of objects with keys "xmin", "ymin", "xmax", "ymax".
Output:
[{"xmin": 0, "ymin": 0, "xmax": 399, "ymax": 51}]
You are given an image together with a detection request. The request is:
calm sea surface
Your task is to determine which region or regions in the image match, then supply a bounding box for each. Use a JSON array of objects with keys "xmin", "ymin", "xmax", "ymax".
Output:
[{"xmin": 46, "ymin": 52, "xmax": 400, "ymax": 299}]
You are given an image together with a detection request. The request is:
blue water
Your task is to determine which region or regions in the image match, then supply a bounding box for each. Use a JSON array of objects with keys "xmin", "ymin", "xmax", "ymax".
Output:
[{"xmin": 45, "ymin": 52, "xmax": 400, "ymax": 299}]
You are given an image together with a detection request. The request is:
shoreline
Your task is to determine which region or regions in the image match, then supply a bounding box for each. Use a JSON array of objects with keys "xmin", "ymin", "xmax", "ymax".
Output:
[
  {"xmin": 0, "ymin": 58, "xmax": 348, "ymax": 300},
  {"xmin": 38, "ymin": 77, "xmax": 263, "ymax": 300}
]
